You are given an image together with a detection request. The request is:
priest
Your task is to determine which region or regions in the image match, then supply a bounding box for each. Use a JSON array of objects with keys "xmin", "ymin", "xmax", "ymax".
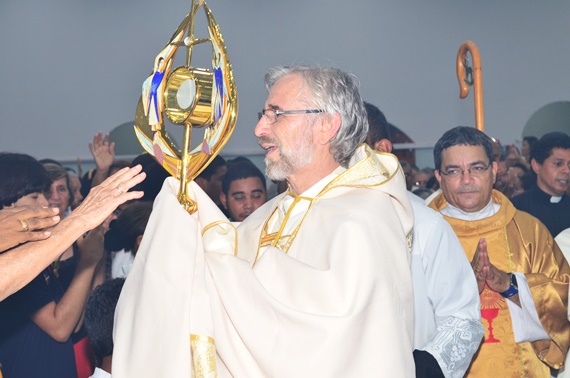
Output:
[
  {"xmin": 113, "ymin": 66, "xmax": 416, "ymax": 377},
  {"xmin": 429, "ymin": 126, "xmax": 570, "ymax": 377}
]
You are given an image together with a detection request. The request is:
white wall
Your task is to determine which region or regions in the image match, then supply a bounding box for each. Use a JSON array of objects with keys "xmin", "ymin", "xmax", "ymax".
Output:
[{"xmin": 1, "ymin": 0, "xmax": 569, "ymax": 166}]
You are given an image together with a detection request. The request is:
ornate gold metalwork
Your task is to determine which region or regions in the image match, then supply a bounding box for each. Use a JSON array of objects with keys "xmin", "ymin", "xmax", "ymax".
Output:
[
  {"xmin": 135, "ymin": 0, "xmax": 238, "ymax": 213},
  {"xmin": 456, "ymin": 41, "xmax": 484, "ymax": 132}
]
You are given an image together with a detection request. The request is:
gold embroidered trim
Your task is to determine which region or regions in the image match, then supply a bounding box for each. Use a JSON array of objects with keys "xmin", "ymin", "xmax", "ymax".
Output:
[
  {"xmin": 253, "ymin": 145, "xmax": 401, "ymax": 265},
  {"xmin": 270, "ymin": 194, "xmax": 307, "ymax": 247},
  {"xmin": 252, "ymin": 205, "xmax": 279, "ymax": 267},
  {"xmin": 190, "ymin": 334, "xmax": 217, "ymax": 377},
  {"xmin": 260, "ymin": 233, "xmax": 278, "ymax": 247},
  {"xmin": 253, "ymin": 194, "xmax": 315, "ymax": 266},
  {"xmin": 319, "ymin": 145, "xmax": 394, "ymax": 196},
  {"xmin": 407, "ymin": 230, "xmax": 413, "ymax": 254},
  {"xmin": 201, "ymin": 220, "xmax": 234, "ymax": 236},
  {"xmin": 503, "ymin": 226, "xmax": 514, "ymax": 272},
  {"xmin": 202, "ymin": 220, "xmax": 238, "ymax": 256},
  {"xmin": 504, "ymin": 225, "xmax": 528, "ymax": 374}
]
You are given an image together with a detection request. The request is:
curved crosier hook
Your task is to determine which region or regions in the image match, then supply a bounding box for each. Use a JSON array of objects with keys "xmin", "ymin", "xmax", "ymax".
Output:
[{"xmin": 456, "ymin": 41, "xmax": 484, "ymax": 132}]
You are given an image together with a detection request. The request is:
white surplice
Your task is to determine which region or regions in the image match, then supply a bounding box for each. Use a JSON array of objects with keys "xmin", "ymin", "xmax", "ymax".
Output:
[{"xmin": 408, "ymin": 193, "xmax": 484, "ymax": 378}]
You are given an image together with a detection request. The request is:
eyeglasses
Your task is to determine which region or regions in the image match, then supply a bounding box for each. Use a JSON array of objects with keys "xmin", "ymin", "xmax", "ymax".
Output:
[
  {"xmin": 257, "ymin": 108, "xmax": 324, "ymax": 124},
  {"xmin": 439, "ymin": 163, "xmax": 491, "ymax": 179}
]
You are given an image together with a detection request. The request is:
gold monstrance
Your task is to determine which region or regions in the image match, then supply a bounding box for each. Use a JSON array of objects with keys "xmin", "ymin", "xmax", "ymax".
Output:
[{"xmin": 134, "ymin": 0, "xmax": 238, "ymax": 213}]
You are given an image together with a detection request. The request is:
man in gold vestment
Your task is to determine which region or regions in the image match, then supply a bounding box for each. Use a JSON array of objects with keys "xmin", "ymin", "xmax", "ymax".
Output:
[{"xmin": 428, "ymin": 126, "xmax": 570, "ymax": 377}]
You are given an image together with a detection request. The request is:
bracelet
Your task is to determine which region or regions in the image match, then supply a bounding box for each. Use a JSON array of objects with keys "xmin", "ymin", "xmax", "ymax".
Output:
[{"xmin": 500, "ymin": 273, "xmax": 519, "ymax": 298}]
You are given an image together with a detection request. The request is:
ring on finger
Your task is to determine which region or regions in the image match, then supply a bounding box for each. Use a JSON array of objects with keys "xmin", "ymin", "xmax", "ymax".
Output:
[
  {"xmin": 20, "ymin": 219, "xmax": 30, "ymax": 232},
  {"xmin": 115, "ymin": 186, "xmax": 123, "ymax": 195}
]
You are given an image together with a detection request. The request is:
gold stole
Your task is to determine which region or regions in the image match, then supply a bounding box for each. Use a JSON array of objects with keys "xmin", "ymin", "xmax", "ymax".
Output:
[
  {"xmin": 254, "ymin": 192, "xmax": 315, "ymax": 266},
  {"xmin": 252, "ymin": 146, "xmax": 394, "ymax": 266}
]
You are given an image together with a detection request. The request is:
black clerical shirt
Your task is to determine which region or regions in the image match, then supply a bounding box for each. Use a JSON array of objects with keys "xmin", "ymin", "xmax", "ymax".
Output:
[{"xmin": 511, "ymin": 185, "xmax": 570, "ymax": 238}]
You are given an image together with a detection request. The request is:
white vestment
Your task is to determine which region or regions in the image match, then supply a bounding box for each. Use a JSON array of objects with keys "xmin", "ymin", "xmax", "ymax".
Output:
[
  {"xmin": 555, "ymin": 228, "xmax": 570, "ymax": 378},
  {"xmin": 556, "ymin": 228, "xmax": 570, "ymax": 262},
  {"xmin": 113, "ymin": 146, "xmax": 415, "ymax": 377},
  {"xmin": 89, "ymin": 368, "xmax": 112, "ymax": 378},
  {"xmin": 408, "ymin": 193, "xmax": 484, "ymax": 378}
]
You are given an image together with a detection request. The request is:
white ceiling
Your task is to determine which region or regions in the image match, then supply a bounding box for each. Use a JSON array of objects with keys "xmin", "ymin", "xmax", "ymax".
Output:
[{"xmin": 1, "ymin": 0, "xmax": 569, "ymax": 164}]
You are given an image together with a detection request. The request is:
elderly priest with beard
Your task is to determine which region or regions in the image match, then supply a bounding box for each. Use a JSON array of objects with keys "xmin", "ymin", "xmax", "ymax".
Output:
[{"xmin": 113, "ymin": 66, "xmax": 416, "ymax": 377}]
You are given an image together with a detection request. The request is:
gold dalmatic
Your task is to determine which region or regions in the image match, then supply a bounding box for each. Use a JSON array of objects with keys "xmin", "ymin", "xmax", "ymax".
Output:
[
  {"xmin": 430, "ymin": 191, "xmax": 568, "ymax": 377},
  {"xmin": 134, "ymin": 0, "xmax": 238, "ymax": 214}
]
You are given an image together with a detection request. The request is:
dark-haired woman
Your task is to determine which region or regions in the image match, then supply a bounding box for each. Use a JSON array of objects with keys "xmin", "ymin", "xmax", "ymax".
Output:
[
  {"xmin": 0, "ymin": 153, "xmax": 145, "ymax": 378},
  {"xmin": 44, "ymin": 162, "xmax": 97, "ymax": 378}
]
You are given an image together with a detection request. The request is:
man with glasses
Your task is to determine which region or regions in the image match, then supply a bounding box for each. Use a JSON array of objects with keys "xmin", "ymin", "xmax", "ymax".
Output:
[
  {"xmin": 114, "ymin": 66, "xmax": 416, "ymax": 377},
  {"xmin": 236, "ymin": 66, "xmax": 415, "ymax": 375},
  {"xmin": 428, "ymin": 126, "xmax": 570, "ymax": 377}
]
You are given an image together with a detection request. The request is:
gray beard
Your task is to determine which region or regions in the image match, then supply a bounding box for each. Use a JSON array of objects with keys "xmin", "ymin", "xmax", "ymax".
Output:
[
  {"xmin": 265, "ymin": 157, "xmax": 291, "ymax": 182},
  {"xmin": 265, "ymin": 139, "xmax": 314, "ymax": 181},
  {"xmin": 259, "ymin": 126, "xmax": 315, "ymax": 182}
]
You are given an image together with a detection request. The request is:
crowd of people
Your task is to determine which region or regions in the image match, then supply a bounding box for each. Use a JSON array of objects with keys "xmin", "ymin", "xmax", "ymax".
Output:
[{"xmin": 1, "ymin": 64, "xmax": 570, "ymax": 378}]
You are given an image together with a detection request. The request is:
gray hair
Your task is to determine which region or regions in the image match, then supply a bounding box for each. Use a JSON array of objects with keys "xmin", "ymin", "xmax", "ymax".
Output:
[{"xmin": 264, "ymin": 66, "xmax": 369, "ymax": 167}]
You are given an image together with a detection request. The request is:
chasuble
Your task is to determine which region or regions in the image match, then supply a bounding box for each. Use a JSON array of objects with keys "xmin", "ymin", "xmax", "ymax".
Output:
[{"xmin": 113, "ymin": 145, "xmax": 415, "ymax": 377}]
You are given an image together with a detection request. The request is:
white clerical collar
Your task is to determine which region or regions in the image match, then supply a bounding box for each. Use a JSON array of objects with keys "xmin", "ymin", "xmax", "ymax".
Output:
[
  {"xmin": 536, "ymin": 185, "xmax": 564, "ymax": 203},
  {"xmin": 439, "ymin": 198, "xmax": 500, "ymax": 221},
  {"xmin": 551, "ymin": 195, "xmax": 563, "ymax": 203}
]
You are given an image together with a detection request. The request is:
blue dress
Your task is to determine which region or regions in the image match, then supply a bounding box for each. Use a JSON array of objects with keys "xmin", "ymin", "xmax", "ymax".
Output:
[{"xmin": 0, "ymin": 267, "xmax": 77, "ymax": 378}]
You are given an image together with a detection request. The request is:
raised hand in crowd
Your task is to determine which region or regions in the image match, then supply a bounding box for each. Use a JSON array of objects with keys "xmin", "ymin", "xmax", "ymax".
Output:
[{"xmin": 89, "ymin": 131, "xmax": 116, "ymax": 188}]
